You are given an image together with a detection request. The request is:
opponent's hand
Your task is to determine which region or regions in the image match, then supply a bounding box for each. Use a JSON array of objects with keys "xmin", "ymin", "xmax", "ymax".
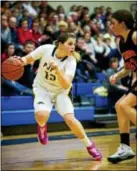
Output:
[{"xmin": 109, "ymin": 74, "xmax": 117, "ymax": 84}]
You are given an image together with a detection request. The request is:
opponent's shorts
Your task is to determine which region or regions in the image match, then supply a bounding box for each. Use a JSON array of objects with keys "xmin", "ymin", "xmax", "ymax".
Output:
[
  {"xmin": 33, "ymin": 84, "xmax": 74, "ymax": 116},
  {"xmin": 126, "ymin": 80, "xmax": 137, "ymax": 96}
]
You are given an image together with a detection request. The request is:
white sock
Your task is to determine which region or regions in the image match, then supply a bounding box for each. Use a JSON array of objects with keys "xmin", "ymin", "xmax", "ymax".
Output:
[{"xmin": 80, "ymin": 136, "xmax": 92, "ymax": 147}]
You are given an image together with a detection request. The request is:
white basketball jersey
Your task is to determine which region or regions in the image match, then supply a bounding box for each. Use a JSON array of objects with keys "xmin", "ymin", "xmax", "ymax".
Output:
[{"xmin": 30, "ymin": 44, "xmax": 76, "ymax": 93}]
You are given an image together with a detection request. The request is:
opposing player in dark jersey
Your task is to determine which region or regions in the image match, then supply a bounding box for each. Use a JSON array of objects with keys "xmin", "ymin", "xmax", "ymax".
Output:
[{"xmin": 107, "ymin": 9, "xmax": 137, "ymax": 163}]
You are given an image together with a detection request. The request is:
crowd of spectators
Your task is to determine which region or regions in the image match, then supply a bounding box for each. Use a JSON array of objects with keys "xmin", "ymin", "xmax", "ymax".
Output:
[{"xmin": 1, "ymin": 1, "xmax": 126, "ymax": 98}]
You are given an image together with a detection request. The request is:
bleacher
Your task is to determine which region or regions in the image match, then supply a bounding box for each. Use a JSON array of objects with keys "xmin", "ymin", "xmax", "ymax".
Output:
[{"xmin": 2, "ymin": 77, "xmax": 109, "ymax": 126}]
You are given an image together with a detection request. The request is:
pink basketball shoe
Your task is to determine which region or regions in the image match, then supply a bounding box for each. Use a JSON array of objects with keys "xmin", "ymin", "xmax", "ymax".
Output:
[
  {"xmin": 37, "ymin": 124, "xmax": 48, "ymax": 145},
  {"xmin": 87, "ymin": 142, "xmax": 102, "ymax": 161}
]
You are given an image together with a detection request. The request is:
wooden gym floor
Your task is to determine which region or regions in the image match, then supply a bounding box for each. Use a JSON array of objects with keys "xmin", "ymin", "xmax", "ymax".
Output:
[{"xmin": 1, "ymin": 127, "xmax": 136, "ymax": 170}]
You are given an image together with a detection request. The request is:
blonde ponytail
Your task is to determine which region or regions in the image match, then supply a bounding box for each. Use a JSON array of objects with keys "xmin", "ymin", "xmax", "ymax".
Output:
[
  {"xmin": 53, "ymin": 40, "xmax": 58, "ymax": 46},
  {"xmin": 73, "ymin": 51, "xmax": 81, "ymax": 62}
]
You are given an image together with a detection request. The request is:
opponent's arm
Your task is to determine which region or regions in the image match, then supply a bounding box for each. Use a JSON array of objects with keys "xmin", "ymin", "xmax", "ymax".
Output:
[
  {"xmin": 114, "ymin": 31, "xmax": 136, "ymax": 80},
  {"xmin": 115, "ymin": 67, "xmax": 131, "ymax": 80},
  {"xmin": 110, "ymin": 66, "xmax": 130, "ymax": 84},
  {"xmin": 132, "ymin": 31, "xmax": 137, "ymax": 45}
]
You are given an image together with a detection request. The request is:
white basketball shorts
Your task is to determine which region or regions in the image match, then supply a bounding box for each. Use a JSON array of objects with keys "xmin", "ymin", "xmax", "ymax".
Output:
[{"xmin": 33, "ymin": 84, "xmax": 74, "ymax": 116}]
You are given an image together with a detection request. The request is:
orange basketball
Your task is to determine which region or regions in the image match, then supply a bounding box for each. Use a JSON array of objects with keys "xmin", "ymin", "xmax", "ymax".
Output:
[{"xmin": 2, "ymin": 57, "xmax": 24, "ymax": 81}]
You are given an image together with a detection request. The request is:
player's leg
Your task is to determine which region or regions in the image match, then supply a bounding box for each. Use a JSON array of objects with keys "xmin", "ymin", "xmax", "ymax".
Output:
[
  {"xmin": 119, "ymin": 92, "xmax": 137, "ymax": 126},
  {"xmin": 33, "ymin": 86, "xmax": 53, "ymax": 145},
  {"xmin": 115, "ymin": 95, "xmax": 130, "ymax": 141},
  {"xmin": 108, "ymin": 94, "xmax": 135, "ymax": 163},
  {"xmin": 55, "ymin": 93, "xmax": 102, "ymax": 161},
  {"xmin": 35, "ymin": 111, "xmax": 50, "ymax": 145}
]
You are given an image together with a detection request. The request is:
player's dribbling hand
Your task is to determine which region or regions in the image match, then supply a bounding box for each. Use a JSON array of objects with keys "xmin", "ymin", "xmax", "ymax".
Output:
[
  {"xmin": 109, "ymin": 74, "xmax": 117, "ymax": 84},
  {"xmin": 13, "ymin": 55, "xmax": 21, "ymax": 59},
  {"xmin": 12, "ymin": 56, "xmax": 25, "ymax": 65}
]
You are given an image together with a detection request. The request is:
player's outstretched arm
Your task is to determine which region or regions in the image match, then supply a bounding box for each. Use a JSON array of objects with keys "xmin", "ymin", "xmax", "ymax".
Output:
[
  {"xmin": 115, "ymin": 66, "xmax": 131, "ymax": 80},
  {"xmin": 16, "ymin": 45, "xmax": 46, "ymax": 65},
  {"xmin": 132, "ymin": 31, "xmax": 137, "ymax": 45},
  {"xmin": 109, "ymin": 67, "xmax": 131, "ymax": 85},
  {"xmin": 21, "ymin": 55, "xmax": 35, "ymax": 65}
]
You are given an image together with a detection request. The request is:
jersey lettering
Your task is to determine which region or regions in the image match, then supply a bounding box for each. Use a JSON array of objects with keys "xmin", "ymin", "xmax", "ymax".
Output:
[
  {"xmin": 45, "ymin": 71, "xmax": 56, "ymax": 81},
  {"xmin": 43, "ymin": 62, "xmax": 56, "ymax": 81}
]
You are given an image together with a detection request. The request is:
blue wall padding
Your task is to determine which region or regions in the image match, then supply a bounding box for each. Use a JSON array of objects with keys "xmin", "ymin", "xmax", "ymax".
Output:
[
  {"xmin": 96, "ymin": 73, "xmax": 106, "ymax": 82},
  {"xmin": 2, "ymin": 96, "xmax": 33, "ymax": 111},
  {"xmin": 1, "ymin": 107, "xmax": 94, "ymax": 126},
  {"xmin": 95, "ymin": 95, "xmax": 108, "ymax": 107},
  {"xmin": 72, "ymin": 83, "xmax": 102, "ymax": 95}
]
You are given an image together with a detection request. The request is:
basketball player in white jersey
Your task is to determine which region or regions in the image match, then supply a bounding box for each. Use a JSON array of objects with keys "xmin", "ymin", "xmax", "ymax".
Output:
[{"xmin": 18, "ymin": 33, "xmax": 102, "ymax": 161}]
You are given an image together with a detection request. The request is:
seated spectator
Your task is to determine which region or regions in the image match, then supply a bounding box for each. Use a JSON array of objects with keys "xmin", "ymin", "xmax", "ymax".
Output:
[
  {"xmin": 18, "ymin": 9, "xmax": 33, "ymax": 29},
  {"xmin": 89, "ymin": 20, "xmax": 99, "ymax": 35},
  {"xmin": 39, "ymin": 1, "xmax": 55, "ymax": 16},
  {"xmin": 99, "ymin": 6, "xmax": 106, "ymax": 25},
  {"xmin": 92, "ymin": 13, "xmax": 105, "ymax": 31},
  {"xmin": 39, "ymin": 16, "xmax": 47, "ymax": 34},
  {"xmin": 105, "ymin": 7, "xmax": 112, "ymax": 18},
  {"xmin": 50, "ymin": 14, "xmax": 59, "ymax": 32},
  {"xmin": 58, "ymin": 13, "xmax": 66, "ymax": 22},
  {"xmin": 104, "ymin": 37, "xmax": 121, "ymax": 59},
  {"xmin": 56, "ymin": 5, "xmax": 65, "ymax": 15},
  {"xmin": 66, "ymin": 15, "xmax": 73, "ymax": 24},
  {"xmin": 17, "ymin": 19, "xmax": 33, "ymax": 45},
  {"xmin": 10, "ymin": 8, "xmax": 20, "ymax": 27},
  {"xmin": 1, "ymin": 1, "xmax": 11, "ymax": 17},
  {"xmin": 39, "ymin": 10, "xmax": 47, "ymax": 20},
  {"xmin": 32, "ymin": 19, "xmax": 42, "ymax": 45},
  {"xmin": 81, "ymin": 6, "xmax": 89, "ymax": 19},
  {"xmin": 90, "ymin": 7, "xmax": 100, "ymax": 20},
  {"xmin": 69, "ymin": 5, "xmax": 77, "ymax": 13},
  {"xmin": 18, "ymin": 41, "xmax": 36, "ymax": 88},
  {"xmin": 54, "ymin": 21, "xmax": 68, "ymax": 39},
  {"xmin": 1, "ymin": 43, "xmax": 15, "ymax": 62},
  {"xmin": 68, "ymin": 22, "xmax": 78, "ymax": 35},
  {"xmin": 9, "ymin": 16, "xmax": 23, "ymax": 53},
  {"xmin": 93, "ymin": 34, "xmax": 110, "ymax": 70},
  {"xmin": 31, "ymin": 1, "xmax": 41, "ymax": 14},
  {"xmin": 39, "ymin": 24, "xmax": 55, "ymax": 45},
  {"xmin": 75, "ymin": 5, "xmax": 83, "ymax": 21},
  {"xmin": 82, "ymin": 25, "xmax": 91, "ymax": 35},
  {"xmin": 103, "ymin": 57, "xmax": 128, "ymax": 113},
  {"xmin": 69, "ymin": 12, "xmax": 79, "ymax": 23},
  {"xmin": 1, "ymin": 14, "xmax": 11, "ymax": 52},
  {"xmin": 81, "ymin": 14, "xmax": 91, "ymax": 28},
  {"xmin": 103, "ymin": 24, "xmax": 117, "ymax": 49},
  {"xmin": 76, "ymin": 38, "xmax": 97, "ymax": 80},
  {"xmin": 22, "ymin": 2, "xmax": 38, "ymax": 17},
  {"xmin": 105, "ymin": 13, "xmax": 112, "ymax": 23},
  {"xmin": 20, "ymin": 40, "xmax": 36, "ymax": 56},
  {"xmin": 83, "ymin": 32, "xmax": 97, "ymax": 64}
]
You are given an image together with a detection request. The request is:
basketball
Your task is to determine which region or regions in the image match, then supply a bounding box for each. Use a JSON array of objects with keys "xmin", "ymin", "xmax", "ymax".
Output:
[{"xmin": 2, "ymin": 57, "xmax": 24, "ymax": 81}]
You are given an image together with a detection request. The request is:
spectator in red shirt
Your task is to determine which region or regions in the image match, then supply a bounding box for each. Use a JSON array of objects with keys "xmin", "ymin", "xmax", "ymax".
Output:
[
  {"xmin": 17, "ymin": 19, "xmax": 33, "ymax": 45},
  {"xmin": 32, "ymin": 19, "xmax": 41, "ymax": 45}
]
